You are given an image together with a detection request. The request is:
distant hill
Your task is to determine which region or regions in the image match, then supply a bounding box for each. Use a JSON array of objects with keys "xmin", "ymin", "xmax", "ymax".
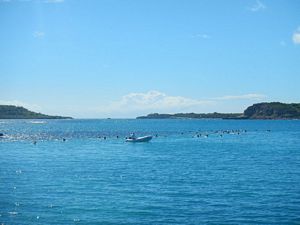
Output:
[
  {"xmin": 137, "ymin": 102, "xmax": 300, "ymax": 120},
  {"xmin": 0, "ymin": 105, "xmax": 72, "ymax": 119},
  {"xmin": 137, "ymin": 112, "xmax": 244, "ymax": 119},
  {"xmin": 244, "ymin": 102, "xmax": 300, "ymax": 119}
]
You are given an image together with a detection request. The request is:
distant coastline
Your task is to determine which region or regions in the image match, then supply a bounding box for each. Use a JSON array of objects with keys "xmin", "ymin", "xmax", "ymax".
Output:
[
  {"xmin": 137, "ymin": 102, "xmax": 300, "ymax": 120},
  {"xmin": 0, "ymin": 105, "xmax": 72, "ymax": 119},
  {"xmin": 1, "ymin": 102, "xmax": 300, "ymax": 120}
]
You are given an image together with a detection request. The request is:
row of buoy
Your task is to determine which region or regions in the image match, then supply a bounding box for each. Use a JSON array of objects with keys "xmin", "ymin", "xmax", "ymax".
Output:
[
  {"xmin": 30, "ymin": 130, "xmax": 242, "ymax": 143},
  {"xmin": 0, "ymin": 129, "xmax": 272, "ymax": 144},
  {"xmin": 188, "ymin": 129, "xmax": 271, "ymax": 138}
]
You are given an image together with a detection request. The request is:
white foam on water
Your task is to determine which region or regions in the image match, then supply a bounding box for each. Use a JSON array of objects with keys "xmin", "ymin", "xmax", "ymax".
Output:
[{"xmin": 28, "ymin": 121, "xmax": 46, "ymax": 124}]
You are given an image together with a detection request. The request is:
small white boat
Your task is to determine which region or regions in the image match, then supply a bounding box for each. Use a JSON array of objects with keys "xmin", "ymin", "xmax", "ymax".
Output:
[
  {"xmin": 28, "ymin": 121, "xmax": 46, "ymax": 124},
  {"xmin": 126, "ymin": 135, "xmax": 152, "ymax": 143}
]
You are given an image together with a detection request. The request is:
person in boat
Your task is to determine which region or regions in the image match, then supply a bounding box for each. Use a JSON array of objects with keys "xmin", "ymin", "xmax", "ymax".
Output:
[{"xmin": 129, "ymin": 133, "xmax": 136, "ymax": 140}]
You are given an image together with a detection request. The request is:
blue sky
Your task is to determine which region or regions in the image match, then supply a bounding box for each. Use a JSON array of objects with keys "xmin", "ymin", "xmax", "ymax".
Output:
[{"xmin": 1, "ymin": 0, "xmax": 300, "ymax": 118}]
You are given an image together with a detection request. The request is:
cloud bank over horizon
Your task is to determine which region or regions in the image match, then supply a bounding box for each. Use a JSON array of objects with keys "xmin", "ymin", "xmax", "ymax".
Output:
[
  {"xmin": 96, "ymin": 91, "xmax": 266, "ymax": 118},
  {"xmin": 0, "ymin": 91, "xmax": 267, "ymax": 118}
]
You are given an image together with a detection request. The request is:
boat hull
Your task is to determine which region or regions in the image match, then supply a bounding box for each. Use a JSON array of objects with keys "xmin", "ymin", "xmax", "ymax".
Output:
[{"xmin": 126, "ymin": 135, "xmax": 152, "ymax": 143}]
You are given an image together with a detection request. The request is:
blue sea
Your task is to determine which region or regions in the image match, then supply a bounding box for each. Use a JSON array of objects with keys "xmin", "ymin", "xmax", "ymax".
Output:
[{"xmin": 0, "ymin": 119, "xmax": 300, "ymax": 224}]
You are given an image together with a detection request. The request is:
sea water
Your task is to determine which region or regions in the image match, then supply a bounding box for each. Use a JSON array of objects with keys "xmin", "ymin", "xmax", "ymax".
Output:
[{"xmin": 0, "ymin": 119, "xmax": 300, "ymax": 224}]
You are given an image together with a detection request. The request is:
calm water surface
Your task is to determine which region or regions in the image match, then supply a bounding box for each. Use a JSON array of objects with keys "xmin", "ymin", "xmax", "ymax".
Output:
[{"xmin": 0, "ymin": 119, "xmax": 300, "ymax": 224}]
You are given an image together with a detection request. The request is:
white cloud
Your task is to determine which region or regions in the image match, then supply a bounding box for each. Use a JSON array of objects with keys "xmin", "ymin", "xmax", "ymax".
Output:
[
  {"xmin": 90, "ymin": 90, "xmax": 266, "ymax": 117},
  {"xmin": 105, "ymin": 90, "xmax": 213, "ymax": 113},
  {"xmin": 249, "ymin": 0, "xmax": 266, "ymax": 12},
  {"xmin": 212, "ymin": 93, "xmax": 266, "ymax": 101},
  {"xmin": 292, "ymin": 27, "xmax": 300, "ymax": 44},
  {"xmin": 33, "ymin": 31, "xmax": 45, "ymax": 38}
]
